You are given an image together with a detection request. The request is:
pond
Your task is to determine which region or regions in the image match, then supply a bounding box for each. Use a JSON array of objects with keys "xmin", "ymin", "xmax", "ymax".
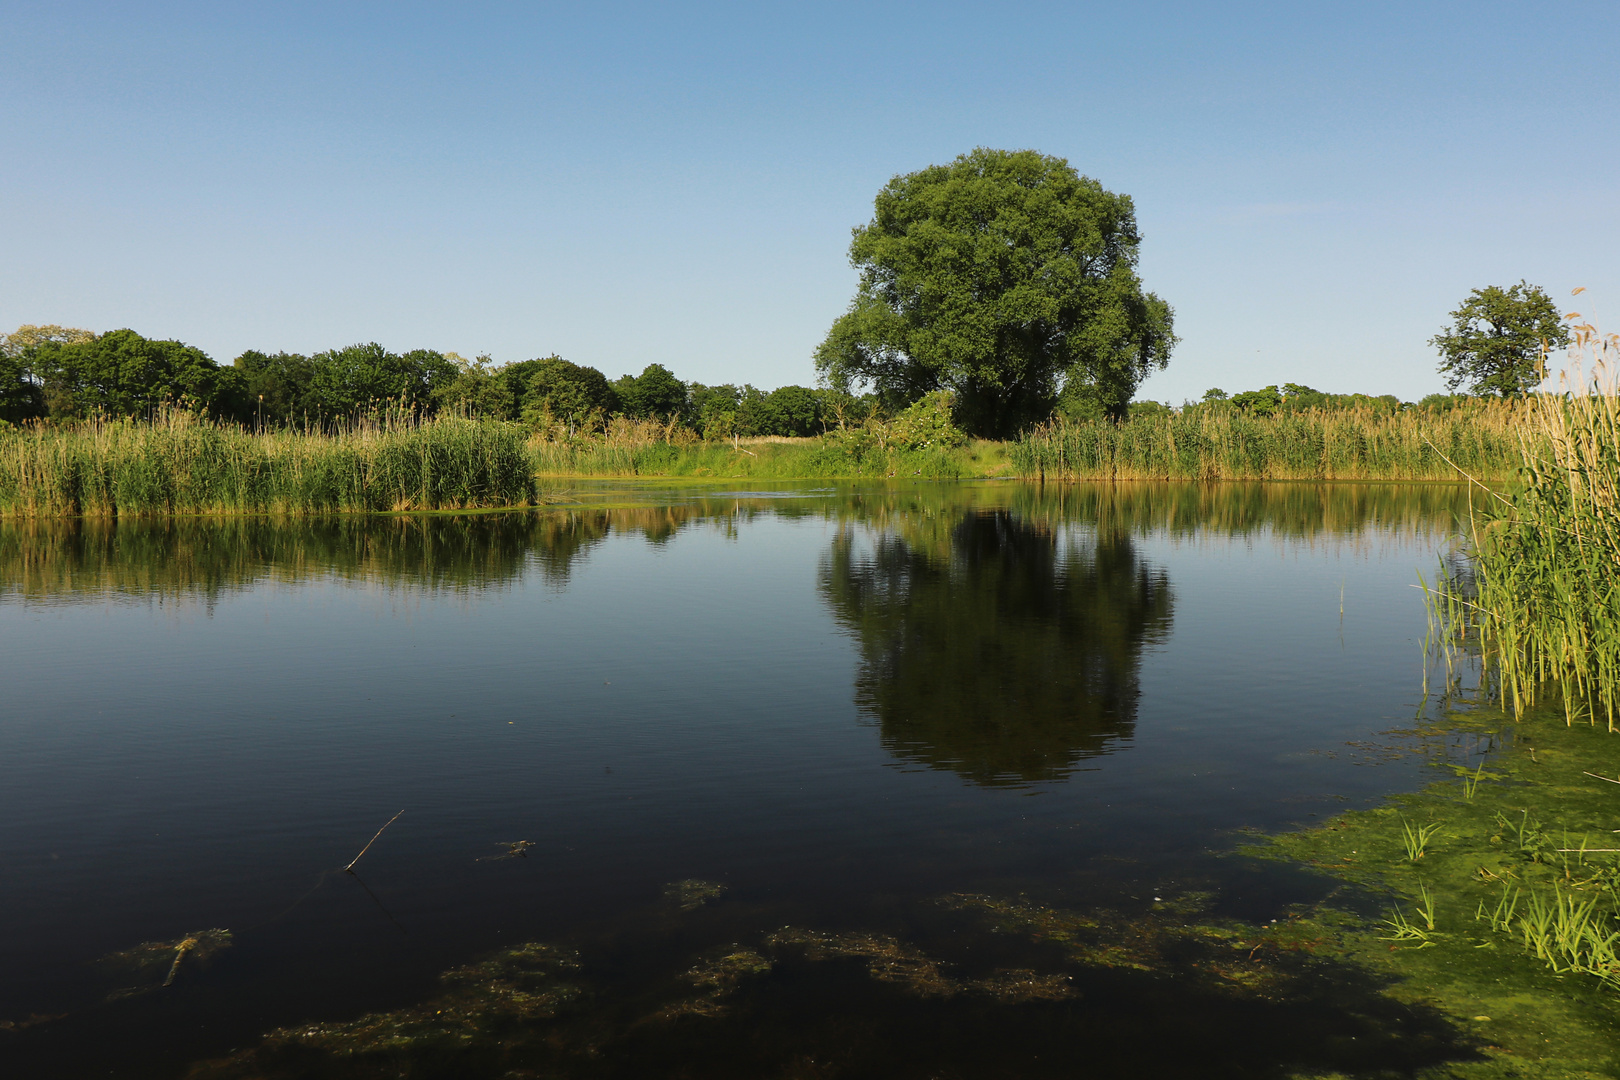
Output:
[{"xmin": 0, "ymin": 481, "xmax": 1475, "ymax": 1078}]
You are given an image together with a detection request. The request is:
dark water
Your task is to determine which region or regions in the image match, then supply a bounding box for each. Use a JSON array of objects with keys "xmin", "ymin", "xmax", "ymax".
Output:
[{"xmin": 0, "ymin": 482, "xmax": 1476, "ymax": 1078}]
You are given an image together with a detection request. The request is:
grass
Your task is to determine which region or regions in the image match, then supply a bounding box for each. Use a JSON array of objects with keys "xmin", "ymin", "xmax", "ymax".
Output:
[
  {"xmin": 1401, "ymin": 818, "xmax": 1443, "ymax": 862},
  {"xmin": 0, "ymin": 415, "xmax": 1014, "ymax": 517},
  {"xmin": 1, "ymin": 398, "xmax": 1533, "ymax": 519},
  {"xmin": 527, "ymin": 433, "xmax": 991, "ymax": 480},
  {"xmin": 0, "ymin": 412, "xmax": 534, "ymax": 516},
  {"xmin": 1427, "ymin": 318, "xmax": 1620, "ymax": 730},
  {"xmin": 1012, "ymin": 400, "xmax": 1527, "ymax": 481}
]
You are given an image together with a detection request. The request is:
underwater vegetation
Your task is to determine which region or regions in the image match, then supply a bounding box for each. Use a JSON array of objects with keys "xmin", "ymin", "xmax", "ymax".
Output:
[
  {"xmin": 101, "ymin": 929, "xmax": 233, "ymax": 1000},
  {"xmin": 169, "ymin": 877, "xmax": 1489, "ymax": 1080},
  {"xmin": 663, "ymin": 879, "xmax": 728, "ymax": 911},
  {"xmin": 1262, "ymin": 700, "xmax": 1620, "ymax": 1077}
]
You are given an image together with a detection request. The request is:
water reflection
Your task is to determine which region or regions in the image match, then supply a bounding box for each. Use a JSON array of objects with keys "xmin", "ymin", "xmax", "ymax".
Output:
[
  {"xmin": 819, "ymin": 509, "xmax": 1173, "ymax": 786},
  {"xmin": 0, "ymin": 482, "xmax": 1465, "ymax": 607}
]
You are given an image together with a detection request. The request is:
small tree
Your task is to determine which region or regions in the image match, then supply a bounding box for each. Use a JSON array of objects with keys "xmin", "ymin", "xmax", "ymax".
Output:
[{"xmin": 1430, "ymin": 281, "xmax": 1570, "ymax": 397}]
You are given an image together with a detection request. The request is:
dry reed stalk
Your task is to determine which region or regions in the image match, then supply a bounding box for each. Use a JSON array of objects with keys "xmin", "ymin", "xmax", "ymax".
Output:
[{"xmin": 344, "ymin": 809, "xmax": 405, "ymax": 873}]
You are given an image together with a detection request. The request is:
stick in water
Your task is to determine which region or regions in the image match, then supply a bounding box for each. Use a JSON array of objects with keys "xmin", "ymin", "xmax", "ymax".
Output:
[{"xmin": 344, "ymin": 810, "xmax": 405, "ymax": 873}]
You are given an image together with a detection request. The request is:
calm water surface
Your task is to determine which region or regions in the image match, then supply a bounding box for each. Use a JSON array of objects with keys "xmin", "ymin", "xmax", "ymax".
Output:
[{"xmin": 0, "ymin": 482, "xmax": 1474, "ymax": 1078}]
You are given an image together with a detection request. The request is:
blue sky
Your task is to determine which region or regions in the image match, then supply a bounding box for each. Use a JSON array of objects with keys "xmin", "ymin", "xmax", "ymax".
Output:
[{"xmin": 4, "ymin": 1, "xmax": 1616, "ymax": 403}]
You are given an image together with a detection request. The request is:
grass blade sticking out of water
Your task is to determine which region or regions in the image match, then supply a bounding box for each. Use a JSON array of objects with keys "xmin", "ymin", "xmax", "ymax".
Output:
[{"xmin": 1400, "ymin": 817, "xmax": 1443, "ymax": 862}]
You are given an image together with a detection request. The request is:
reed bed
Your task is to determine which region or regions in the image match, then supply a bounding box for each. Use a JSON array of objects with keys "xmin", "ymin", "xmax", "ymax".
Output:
[
  {"xmin": 0, "ymin": 413, "xmax": 534, "ymax": 516},
  {"xmin": 528, "ymin": 436, "xmax": 968, "ymax": 480},
  {"xmin": 1432, "ymin": 320, "xmax": 1620, "ymax": 729},
  {"xmin": 1011, "ymin": 402, "xmax": 1526, "ymax": 481}
]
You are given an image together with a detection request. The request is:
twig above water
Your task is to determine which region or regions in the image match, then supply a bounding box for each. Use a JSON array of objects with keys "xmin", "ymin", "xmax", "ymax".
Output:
[{"xmin": 344, "ymin": 810, "xmax": 405, "ymax": 873}]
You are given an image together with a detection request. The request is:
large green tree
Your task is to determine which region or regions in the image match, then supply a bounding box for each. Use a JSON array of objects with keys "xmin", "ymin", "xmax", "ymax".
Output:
[
  {"xmin": 1430, "ymin": 281, "xmax": 1570, "ymax": 397},
  {"xmin": 815, "ymin": 148, "xmax": 1176, "ymax": 436}
]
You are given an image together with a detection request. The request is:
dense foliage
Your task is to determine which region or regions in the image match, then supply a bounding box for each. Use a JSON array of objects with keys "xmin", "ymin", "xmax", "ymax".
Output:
[
  {"xmin": 1431, "ymin": 317, "xmax": 1620, "ymax": 728},
  {"xmin": 815, "ymin": 148, "xmax": 1176, "ymax": 436},
  {"xmin": 0, "ymin": 328, "xmax": 838, "ymax": 438},
  {"xmin": 1430, "ymin": 281, "xmax": 1570, "ymax": 397}
]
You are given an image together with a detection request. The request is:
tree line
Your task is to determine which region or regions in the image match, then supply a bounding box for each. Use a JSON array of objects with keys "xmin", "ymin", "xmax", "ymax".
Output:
[
  {"xmin": 1, "ymin": 141, "xmax": 1567, "ymax": 438},
  {"xmin": 0, "ymin": 326, "xmax": 846, "ymax": 438}
]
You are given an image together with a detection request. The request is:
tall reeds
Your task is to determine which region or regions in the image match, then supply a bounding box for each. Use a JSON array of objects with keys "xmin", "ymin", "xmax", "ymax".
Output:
[
  {"xmin": 0, "ymin": 412, "xmax": 534, "ymax": 517},
  {"xmin": 1011, "ymin": 401, "xmax": 1525, "ymax": 481},
  {"xmin": 1431, "ymin": 315, "xmax": 1620, "ymax": 729}
]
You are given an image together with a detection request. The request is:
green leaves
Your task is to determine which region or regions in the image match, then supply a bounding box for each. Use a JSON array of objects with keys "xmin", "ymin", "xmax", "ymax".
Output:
[
  {"xmin": 816, "ymin": 148, "xmax": 1175, "ymax": 438},
  {"xmin": 1430, "ymin": 281, "xmax": 1570, "ymax": 397}
]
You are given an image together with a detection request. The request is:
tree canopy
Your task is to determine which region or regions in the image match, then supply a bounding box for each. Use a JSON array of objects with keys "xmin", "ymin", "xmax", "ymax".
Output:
[
  {"xmin": 815, "ymin": 148, "xmax": 1176, "ymax": 436},
  {"xmin": 29, "ymin": 329, "xmax": 236, "ymax": 419},
  {"xmin": 1430, "ymin": 281, "xmax": 1570, "ymax": 397}
]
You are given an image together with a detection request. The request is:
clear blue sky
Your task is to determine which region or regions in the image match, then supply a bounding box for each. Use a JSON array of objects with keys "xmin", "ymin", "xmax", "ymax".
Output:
[{"xmin": 4, "ymin": 1, "xmax": 1616, "ymax": 403}]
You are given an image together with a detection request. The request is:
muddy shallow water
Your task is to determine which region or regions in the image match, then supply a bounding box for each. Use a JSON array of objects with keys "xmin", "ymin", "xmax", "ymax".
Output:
[{"xmin": 0, "ymin": 481, "xmax": 1473, "ymax": 1078}]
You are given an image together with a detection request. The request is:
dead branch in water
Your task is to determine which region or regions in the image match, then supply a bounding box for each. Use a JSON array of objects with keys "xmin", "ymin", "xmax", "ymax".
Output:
[{"xmin": 344, "ymin": 810, "xmax": 405, "ymax": 873}]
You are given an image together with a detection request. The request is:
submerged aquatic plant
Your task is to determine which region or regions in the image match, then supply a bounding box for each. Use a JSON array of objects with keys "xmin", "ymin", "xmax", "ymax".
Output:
[{"xmin": 662, "ymin": 879, "xmax": 727, "ymax": 911}]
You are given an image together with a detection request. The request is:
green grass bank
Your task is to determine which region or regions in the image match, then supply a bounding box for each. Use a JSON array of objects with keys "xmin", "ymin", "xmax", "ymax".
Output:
[{"xmin": 0, "ymin": 404, "xmax": 1532, "ymax": 516}]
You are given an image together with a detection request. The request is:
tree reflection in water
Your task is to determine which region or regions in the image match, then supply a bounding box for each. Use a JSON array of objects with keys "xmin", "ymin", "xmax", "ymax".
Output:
[{"xmin": 819, "ymin": 509, "xmax": 1173, "ymax": 786}]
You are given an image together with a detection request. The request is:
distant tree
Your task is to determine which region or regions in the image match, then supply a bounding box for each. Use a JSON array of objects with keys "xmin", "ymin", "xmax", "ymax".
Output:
[
  {"xmin": 235, "ymin": 350, "xmax": 317, "ymax": 424},
  {"xmin": 1201, "ymin": 388, "xmax": 1229, "ymax": 403},
  {"xmin": 1229, "ymin": 385, "xmax": 1282, "ymax": 417},
  {"xmin": 305, "ymin": 343, "xmax": 456, "ymax": 420},
  {"xmin": 1430, "ymin": 281, "xmax": 1570, "ymax": 397},
  {"xmin": 520, "ymin": 356, "xmax": 617, "ymax": 432},
  {"xmin": 688, "ymin": 382, "xmax": 743, "ymax": 438},
  {"xmin": 733, "ymin": 385, "xmax": 773, "ymax": 436},
  {"xmin": 430, "ymin": 353, "xmax": 515, "ymax": 419},
  {"xmin": 814, "ymin": 387, "xmax": 877, "ymax": 432},
  {"xmin": 0, "ymin": 353, "xmax": 42, "ymax": 422},
  {"xmin": 815, "ymin": 148, "xmax": 1176, "ymax": 436},
  {"xmin": 614, "ymin": 364, "xmax": 688, "ymax": 420},
  {"xmin": 3, "ymin": 325, "xmax": 97, "ymax": 354},
  {"xmin": 29, "ymin": 329, "xmax": 235, "ymax": 419},
  {"xmin": 2, "ymin": 326, "xmax": 98, "ymax": 422},
  {"xmin": 760, "ymin": 386, "xmax": 822, "ymax": 436}
]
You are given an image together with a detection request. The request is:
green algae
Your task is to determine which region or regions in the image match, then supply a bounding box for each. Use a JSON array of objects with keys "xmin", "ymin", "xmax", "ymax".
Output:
[
  {"xmin": 1258, "ymin": 703, "xmax": 1620, "ymax": 1078},
  {"xmin": 166, "ymin": 700, "xmax": 1620, "ymax": 1079},
  {"xmin": 764, "ymin": 925, "xmax": 1076, "ymax": 1002},
  {"xmin": 188, "ymin": 942, "xmax": 583, "ymax": 1077},
  {"xmin": 650, "ymin": 946, "xmax": 774, "ymax": 1020},
  {"xmin": 101, "ymin": 928, "xmax": 233, "ymax": 1000},
  {"xmin": 662, "ymin": 878, "xmax": 727, "ymax": 911}
]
